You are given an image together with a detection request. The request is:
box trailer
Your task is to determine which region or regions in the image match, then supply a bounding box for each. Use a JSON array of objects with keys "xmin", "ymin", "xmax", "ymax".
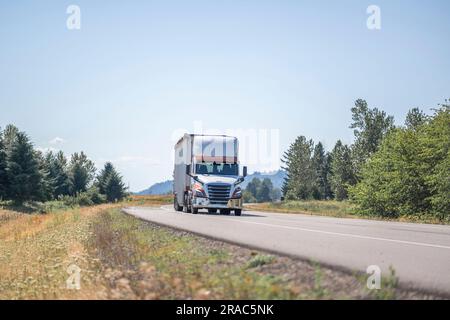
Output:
[{"xmin": 173, "ymin": 134, "xmax": 247, "ymax": 215}]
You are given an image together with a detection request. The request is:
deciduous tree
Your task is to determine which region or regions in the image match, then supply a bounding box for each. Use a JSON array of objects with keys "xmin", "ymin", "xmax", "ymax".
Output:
[{"xmin": 350, "ymin": 99, "xmax": 394, "ymax": 177}]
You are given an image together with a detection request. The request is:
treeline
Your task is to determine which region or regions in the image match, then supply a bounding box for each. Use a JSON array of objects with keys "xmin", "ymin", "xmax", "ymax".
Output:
[
  {"xmin": 243, "ymin": 178, "xmax": 281, "ymax": 203},
  {"xmin": 282, "ymin": 99, "xmax": 449, "ymax": 220},
  {"xmin": 0, "ymin": 124, "xmax": 127, "ymax": 205}
]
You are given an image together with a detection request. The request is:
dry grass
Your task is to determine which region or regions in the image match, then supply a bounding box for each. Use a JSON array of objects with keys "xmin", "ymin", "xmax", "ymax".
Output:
[
  {"xmin": 0, "ymin": 195, "xmax": 170, "ymax": 299},
  {"xmin": 0, "ymin": 209, "xmax": 21, "ymax": 225},
  {"xmin": 128, "ymin": 194, "xmax": 172, "ymax": 206},
  {"xmin": 248, "ymin": 200, "xmax": 354, "ymax": 217},
  {"xmin": 85, "ymin": 209, "xmax": 299, "ymax": 299}
]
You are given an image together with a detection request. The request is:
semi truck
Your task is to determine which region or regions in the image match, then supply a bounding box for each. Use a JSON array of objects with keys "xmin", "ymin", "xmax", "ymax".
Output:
[{"xmin": 173, "ymin": 134, "xmax": 247, "ymax": 216}]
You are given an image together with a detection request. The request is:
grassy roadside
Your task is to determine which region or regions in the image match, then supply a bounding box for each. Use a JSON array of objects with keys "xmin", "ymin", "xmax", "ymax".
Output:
[
  {"xmin": 0, "ymin": 195, "xmax": 442, "ymax": 299},
  {"xmin": 246, "ymin": 200, "xmax": 449, "ymax": 225},
  {"xmin": 0, "ymin": 196, "xmax": 170, "ymax": 299}
]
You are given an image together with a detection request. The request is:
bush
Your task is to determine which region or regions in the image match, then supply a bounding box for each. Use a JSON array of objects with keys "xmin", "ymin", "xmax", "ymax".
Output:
[
  {"xmin": 86, "ymin": 187, "xmax": 107, "ymax": 204},
  {"xmin": 60, "ymin": 187, "xmax": 106, "ymax": 207},
  {"xmin": 38, "ymin": 200, "xmax": 71, "ymax": 213},
  {"xmin": 75, "ymin": 192, "xmax": 95, "ymax": 206},
  {"xmin": 246, "ymin": 255, "xmax": 275, "ymax": 268}
]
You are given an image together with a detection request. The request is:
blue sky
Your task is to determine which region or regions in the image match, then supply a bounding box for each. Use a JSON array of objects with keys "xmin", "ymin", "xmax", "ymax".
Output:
[{"xmin": 1, "ymin": 0, "xmax": 449, "ymax": 191}]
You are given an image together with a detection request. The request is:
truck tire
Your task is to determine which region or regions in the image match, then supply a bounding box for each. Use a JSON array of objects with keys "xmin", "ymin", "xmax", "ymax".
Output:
[
  {"xmin": 183, "ymin": 194, "xmax": 192, "ymax": 213},
  {"xmin": 174, "ymin": 196, "xmax": 183, "ymax": 212},
  {"xmin": 234, "ymin": 209, "xmax": 242, "ymax": 216},
  {"xmin": 220, "ymin": 209, "xmax": 230, "ymax": 215},
  {"xmin": 192, "ymin": 207, "xmax": 198, "ymax": 214},
  {"xmin": 208, "ymin": 209, "xmax": 217, "ymax": 214}
]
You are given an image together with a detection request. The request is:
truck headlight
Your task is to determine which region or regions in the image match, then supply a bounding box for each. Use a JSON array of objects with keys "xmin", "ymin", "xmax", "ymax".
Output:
[
  {"xmin": 231, "ymin": 186, "xmax": 242, "ymax": 199},
  {"xmin": 193, "ymin": 182, "xmax": 207, "ymax": 198}
]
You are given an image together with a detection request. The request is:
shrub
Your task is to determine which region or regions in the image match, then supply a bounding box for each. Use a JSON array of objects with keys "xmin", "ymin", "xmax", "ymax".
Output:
[
  {"xmin": 246, "ymin": 255, "xmax": 275, "ymax": 268},
  {"xmin": 60, "ymin": 187, "xmax": 106, "ymax": 207},
  {"xmin": 86, "ymin": 186, "xmax": 107, "ymax": 204}
]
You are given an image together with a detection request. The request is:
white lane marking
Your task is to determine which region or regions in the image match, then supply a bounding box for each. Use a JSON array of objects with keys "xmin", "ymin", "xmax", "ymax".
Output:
[
  {"xmin": 162, "ymin": 205, "xmax": 450, "ymax": 231},
  {"xmin": 248, "ymin": 210, "xmax": 450, "ymax": 231},
  {"xmin": 243, "ymin": 215, "xmax": 450, "ymax": 234},
  {"xmin": 234, "ymin": 220, "xmax": 450, "ymax": 250},
  {"xmin": 144, "ymin": 207, "xmax": 450, "ymax": 250}
]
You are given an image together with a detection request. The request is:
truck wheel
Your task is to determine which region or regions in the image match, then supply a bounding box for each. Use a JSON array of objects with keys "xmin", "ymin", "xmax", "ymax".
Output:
[
  {"xmin": 174, "ymin": 197, "xmax": 183, "ymax": 212},
  {"xmin": 192, "ymin": 207, "xmax": 198, "ymax": 214},
  {"xmin": 183, "ymin": 194, "xmax": 192, "ymax": 213},
  {"xmin": 208, "ymin": 209, "xmax": 217, "ymax": 214},
  {"xmin": 220, "ymin": 209, "xmax": 230, "ymax": 215},
  {"xmin": 234, "ymin": 209, "xmax": 242, "ymax": 216}
]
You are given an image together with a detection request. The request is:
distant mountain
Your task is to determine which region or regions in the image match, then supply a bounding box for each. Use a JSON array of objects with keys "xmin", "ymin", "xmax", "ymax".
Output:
[
  {"xmin": 135, "ymin": 170, "xmax": 286, "ymax": 195},
  {"xmin": 135, "ymin": 180, "xmax": 172, "ymax": 195}
]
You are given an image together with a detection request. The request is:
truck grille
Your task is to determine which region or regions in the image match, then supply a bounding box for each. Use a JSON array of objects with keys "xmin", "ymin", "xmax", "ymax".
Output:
[{"xmin": 207, "ymin": 184, "xmax": 231, "ymax": 205}]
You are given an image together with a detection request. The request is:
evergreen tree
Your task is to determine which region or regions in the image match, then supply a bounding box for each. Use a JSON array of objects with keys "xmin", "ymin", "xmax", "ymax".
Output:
[
  {"xmin": 330, "ymin": 140, "xmax": 356, "ymax": 200},
  {"xmin": 42, "ymin": 151, "xmax": 71, "ymax": 199},
  {"xmin": 5, "ymin": 132, "xmax": 44, "ymax": 203},
  {"xmin": 324, "ymin": 152, "xmax": 333, "ymax": 199},
  {"xmin": 281, "ymin": 136, "xmax": 314, "ymax": 200},
  {"xmin": 1, "ymin": 125, "xmax": 19, "ymax": 199},
  {"xmin": 97, "ymin": 162, "xmax": 115, "ymax": 194},
  {"xmin": 0, "ymin": 128, "xmax": 8, "ymax": 199},
  {"xmin": 104, "ymin": 169, "xmax": 127, "ymax": 202},
  {"xmin": 35, "ymin": 150, "xmax": 54, "ymax": 201},
  {"xmin": 0, "ymin": 124, "xmax": 127, "ymax": 205},
  {"xmin": 53, "ymin": 151, "xmax": 71, "ymax": 197},
  {"xmin": 2, "ymin": 124, "xmax": 19, "ymax": 151},
  {"xmin": 69, "ymin": 152, "xmax": 96, "ymax": 195},
  {"xmin": 311, "ymin": 142, "xmax": 330, "ymax": 200}
]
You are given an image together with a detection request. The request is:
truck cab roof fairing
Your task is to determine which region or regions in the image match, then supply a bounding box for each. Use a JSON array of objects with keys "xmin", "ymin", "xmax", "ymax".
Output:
[{"xmin": 192, "ymin": 135, "xmax": 238, "ymax": 164}]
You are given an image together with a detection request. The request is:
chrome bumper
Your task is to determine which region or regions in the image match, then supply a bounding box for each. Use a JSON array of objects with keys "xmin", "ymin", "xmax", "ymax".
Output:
[{"xmin": 192, "ymin": 197, "xmax": 242, "ymax": 209}]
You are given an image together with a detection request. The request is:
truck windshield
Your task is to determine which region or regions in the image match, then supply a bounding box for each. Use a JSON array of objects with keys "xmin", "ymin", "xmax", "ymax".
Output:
[{"xmin": 195, "ymin": 163, "xmax": 239, "ymax": 176}]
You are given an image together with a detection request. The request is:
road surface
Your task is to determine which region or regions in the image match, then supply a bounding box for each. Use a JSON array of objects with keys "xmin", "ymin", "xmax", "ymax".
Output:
[{"xmin": 123, "ymin": 206, "xmax": 450, "ymax": 296}]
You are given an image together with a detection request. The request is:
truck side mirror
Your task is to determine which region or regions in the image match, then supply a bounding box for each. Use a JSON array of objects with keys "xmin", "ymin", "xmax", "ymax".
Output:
[
  {"xmin": 243, "ymin": 166, "xmax": 247, "ymax": 177},
  {"xmin": 186, "ymin": 164, "xmax": 191, "ymax": 175}
]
